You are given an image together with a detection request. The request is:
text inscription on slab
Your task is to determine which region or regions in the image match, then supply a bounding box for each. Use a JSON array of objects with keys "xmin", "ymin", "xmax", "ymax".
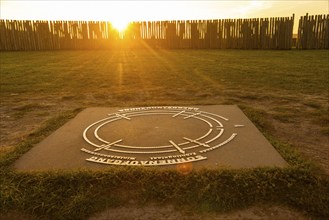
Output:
[{"xmin": 81, "ymin": 106, "xmax": 244, "ymax": 166}]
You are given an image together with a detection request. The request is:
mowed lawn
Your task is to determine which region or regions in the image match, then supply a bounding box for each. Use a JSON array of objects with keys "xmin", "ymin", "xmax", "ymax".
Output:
[
  {"xmin": 1, "ymin": 49, "xmax": 328, "ymax": 101},
  {"xmin": 0, "ymin": 49, "xmax": 328, "ymax": 219}
]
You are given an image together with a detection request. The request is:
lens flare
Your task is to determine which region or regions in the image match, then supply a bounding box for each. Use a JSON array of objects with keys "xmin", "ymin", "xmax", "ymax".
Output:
[{"xmin": 176, "ymin": 162, "xmax": 193, "ymax": 175}]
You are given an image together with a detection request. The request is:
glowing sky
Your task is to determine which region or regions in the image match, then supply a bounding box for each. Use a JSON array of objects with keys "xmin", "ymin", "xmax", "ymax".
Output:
[{"xmin": 1, "ymin": 1, "xmax": 328, "ymax": 33}]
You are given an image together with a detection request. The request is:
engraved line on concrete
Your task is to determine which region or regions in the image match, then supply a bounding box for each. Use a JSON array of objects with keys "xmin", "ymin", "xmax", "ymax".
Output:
[
  {"xmin": 200, "ymin": 111, "xmax": 229, "ymax": 121},
  {"xmin": 122, "ymin": 111, "xmax": 213, "ymax": 128},
  {"xmin": 102, "ymin": 112, "xmax": 214, "ymax": 147},
  {"xmin": 124, "ymin": 112, "xmax": 182, "ymax": 117},
  {"xmin": 177, "ymin": 142, "xmax": 190, "ymax": 146},
  {"xmin": 195, "ymin": 128, "xmax": 213, "ymax": 141},
  {"xmin": 94, "ymin": 139, "xmax": 123, "ymax": 151},
  {"xmin": 194, "ymin": 116, "xmax": 213, "ymax": 128},
  {"xmin": 84, "ymin": 109, "xmax": 226, "ymax": 151},
  {"xmin": 183, "ymin": 112, "xmax": 201, "ymax": 119},
  {"xmin": 115, "ymin": 142, "xmax": 192, "ymax": 148},
  {"xmin": 93, "ymin": 118, "xmax": 123, "ymax": 144},
  {"xmin": 83, "ymin": 117, "xmax": 120, "ymax": 148},
  {"xmin": 92, "ymin": 112, "xmax": 203, "ymax": 147},
  {"xmin": 201, "ymin": 114, "xmax": 224, "ymax": 127},
  {"xmin": 182, "ymin": 144, "xmax": 200, "ymax": 150},
  {"xmin": 169, "ymin": 140, "xmax": 186, "ymax": 154},
  {"xmin": 199, "ymin": 133, "xmax": 237, "ymax": 153},
  {"xmin": 115, "ymin": 113, "xmax": 131, "ymax": 120},
  {"xmin": 172, "ymin": 110, "xmax": 185, "ymax": 117},
  {"xmin": 205, "ymin": 129, "xmax": 224, "ymax": 144},
  {"xmin": 115, "ymin": 144, "xmax": 173, "ymax": 149},
  {"xmin": 101, "ymin": 148, "xmax": 178, "ymax": 154},
  {"xmin": 183, "ymin": 137, "xmax": 210, "ymax": 148},
  {"xmin": 91, "ymin": 112, "xmax": 211, "ymax": 149}
]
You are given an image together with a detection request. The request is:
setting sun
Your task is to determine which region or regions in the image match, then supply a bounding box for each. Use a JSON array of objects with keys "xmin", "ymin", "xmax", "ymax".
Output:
[{"xmin": 111, "ymin": 19, "xmax": 130, "ymax": 32}]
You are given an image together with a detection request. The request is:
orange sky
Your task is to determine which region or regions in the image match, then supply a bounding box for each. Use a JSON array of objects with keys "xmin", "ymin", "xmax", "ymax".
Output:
[{"xmin": 1, "ymin": 1, "xmax": 328, "ymax": 33}]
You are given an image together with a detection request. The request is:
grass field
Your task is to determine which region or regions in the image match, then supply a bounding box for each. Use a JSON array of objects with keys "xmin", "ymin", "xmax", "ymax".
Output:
[{"xmin": 0, "ymin": 49, "xmax": 328, "ymax": 219}]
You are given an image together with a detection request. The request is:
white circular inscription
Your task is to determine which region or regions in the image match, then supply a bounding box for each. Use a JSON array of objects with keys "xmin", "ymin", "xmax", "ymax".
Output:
[{"xmin": 81, "ymin": 106, "xmax": 243, "ymax": 166}]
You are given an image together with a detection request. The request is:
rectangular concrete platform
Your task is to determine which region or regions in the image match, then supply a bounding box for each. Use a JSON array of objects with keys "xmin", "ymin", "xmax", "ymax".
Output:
[{"xmin": 13, "ymin": 105, "xmax": 288, "ymax": 171}]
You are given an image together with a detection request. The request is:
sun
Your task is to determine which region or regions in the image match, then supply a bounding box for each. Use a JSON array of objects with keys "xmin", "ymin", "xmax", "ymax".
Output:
[{"xmin": 111, "ymin": 19, "xmax": 130, "ymax": 32}]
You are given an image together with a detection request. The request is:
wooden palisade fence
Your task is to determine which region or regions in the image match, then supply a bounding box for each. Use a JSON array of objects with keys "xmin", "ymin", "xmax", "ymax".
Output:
[
  {"xmin": 297, "ymin": 13, "xmax": 329, "ymax": 49},
  {"xmin": 0, "ymin": 14, "xmax": 327, "ymax": 50}
]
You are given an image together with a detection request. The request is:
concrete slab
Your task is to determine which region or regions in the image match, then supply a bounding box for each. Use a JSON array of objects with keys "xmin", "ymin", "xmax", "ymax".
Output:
[{"xmin": 13, "ymin": 105, "xmax": 288, "ymax": 171}]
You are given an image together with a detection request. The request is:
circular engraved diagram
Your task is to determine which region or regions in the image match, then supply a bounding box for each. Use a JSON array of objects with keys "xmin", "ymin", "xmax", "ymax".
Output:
[{"xmin": 81, "ymin": 106, "xmax": 244, "ymax": 166}]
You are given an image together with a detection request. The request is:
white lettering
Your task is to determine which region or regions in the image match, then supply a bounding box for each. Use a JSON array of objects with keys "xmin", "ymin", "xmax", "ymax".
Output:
[
  {"xmin": 86, "ymin": 155, "xmax": 207, "ymax": 166},
  {"xmin": 176, "ymin": 158, "xmax": 187, "ymax": 163},
  {"xmin": 117, "ymin": 106, "xmax": 199, "ymax": 113},
  {"xmin": 130, "ymin": 161, "xmax": 139, "ymax": 165},
  {"xmin": 97, "ymin": 158, "xmax": 107, "ymax": 162},
  {"xmin": 120, "ymin": 161, "xmax": 131, "ymax": 165},
  {"xmin": 166, "ymin": 159, "xmax": 176, "ymax": 164},
  {"xmin": 148, "ymin": 161, "xmax": 158, "ymax": 165},
  {"xmin": 195, "ymin": 155, "xmax": 207, "ymax": 160}
]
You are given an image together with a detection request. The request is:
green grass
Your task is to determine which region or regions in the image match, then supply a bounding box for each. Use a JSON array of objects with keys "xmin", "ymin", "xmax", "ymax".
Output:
[
  {"xmin": 0, "ymin": 49, "xmax": 329, "ymax": 219},
  {"xmin": 1, "ymin": 50, "xmax": 328, "ymax": 99}
]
